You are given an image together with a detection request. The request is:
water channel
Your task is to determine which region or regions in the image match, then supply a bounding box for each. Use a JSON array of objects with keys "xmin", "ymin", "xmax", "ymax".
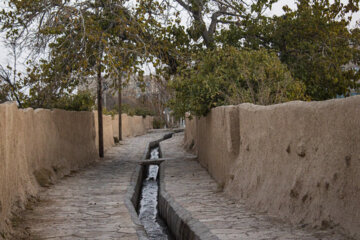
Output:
[{"xmin": 138, "ymin": 146, "xmax": 173, "ymax": 240}]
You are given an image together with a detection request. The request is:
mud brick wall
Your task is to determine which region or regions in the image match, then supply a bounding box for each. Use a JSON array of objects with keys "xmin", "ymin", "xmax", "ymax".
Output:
[
  {"xmin": 112, "ymin": 114, "xmax": 153, "ymax": 140},
  {"xmin": 185, "ymin": 96, "xmax": 360, "ymax": 238},
  {"xmin": 0, "ymin": 103, "xmax": 97, "ymax": 237},
  {"xmin": 0, "ymin": 103, "xmax": 153, "ymax": 238}
]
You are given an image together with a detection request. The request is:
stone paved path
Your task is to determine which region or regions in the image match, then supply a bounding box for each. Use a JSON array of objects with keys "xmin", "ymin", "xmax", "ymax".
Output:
[
  {"xmin": 12, "ymin": 131, "xmax": 168, "ymax": 240},
  {"xmin": 160, "ymin": 133, "xmax": 348, "ymax": 240},
  {"xmin": 11, "ymin": 131, "xmax": 350, "ymax": 240}
]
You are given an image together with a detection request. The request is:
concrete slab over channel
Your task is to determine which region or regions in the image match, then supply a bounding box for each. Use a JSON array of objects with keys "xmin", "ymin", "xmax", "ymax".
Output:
[
  {"xmin": 10, "ymin": 131, "xmax": 171, "ymax": 240},
  {"xmin": 159, "ymin": 133, "xmax": 349, "ymax": 240},
  {"xmin": 137, "ymin": 157, "xmax": 197, "ymax": 165}
]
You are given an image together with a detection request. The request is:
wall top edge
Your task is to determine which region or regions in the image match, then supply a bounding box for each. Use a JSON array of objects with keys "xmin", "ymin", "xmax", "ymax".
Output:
[{"xmin": 211, "ymin": 95, "xmax": 360, "ymax": 112}]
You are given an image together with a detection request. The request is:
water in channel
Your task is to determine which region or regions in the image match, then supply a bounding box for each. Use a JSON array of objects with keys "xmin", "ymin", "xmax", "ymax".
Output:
[{"xmin": 138, "ymin": 147, "xmax": 173, "ymax": 240}]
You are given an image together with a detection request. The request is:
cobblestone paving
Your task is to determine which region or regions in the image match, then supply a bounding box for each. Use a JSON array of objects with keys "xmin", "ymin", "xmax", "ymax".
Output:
[
  {"xmin": 12, "ymin": 131, "xmax": 168, "ymax": 240},
  {"xmin": 160, "ymin": 133, "xmax": 348, "ymax": 240}
]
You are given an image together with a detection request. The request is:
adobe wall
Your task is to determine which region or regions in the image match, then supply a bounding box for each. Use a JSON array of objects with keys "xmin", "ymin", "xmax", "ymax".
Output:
[
  {"xmin": 0, "ymin": 103, "xmax": 98, "ymax": 238},
  {"xmin": 0, "ymin": 104, "xmax": 153, "ymax": 238},
  {"xmin": 185, "ymin": 96, "xmax": 360, "ymax": 238},
  {"xmin": 112, "ymin": 114, "xmax": 153, "ymax": 139},
  {"xmin": 93, "ymin": 111, "xmax": 115, "ymax": 151},
  {"xmin": 183, "ymin": 114, "xmax": 197, "ymax": 155}
]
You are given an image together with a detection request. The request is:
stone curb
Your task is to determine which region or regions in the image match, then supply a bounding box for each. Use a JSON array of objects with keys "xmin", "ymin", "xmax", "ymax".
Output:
[
  {"xmin": 159, "ymin": 162, "xmax": 220, "ymax": 240},
  {"xmin": 125, "ymin": 164, "xmax": 148, "ymax": 240},
  {"xmin": 126, "ymin": 131, "xmax": 173, "ymax": 240},
  {"xmin": 127, "ymin": 130, "xmax": 218, "ymax": 240}
]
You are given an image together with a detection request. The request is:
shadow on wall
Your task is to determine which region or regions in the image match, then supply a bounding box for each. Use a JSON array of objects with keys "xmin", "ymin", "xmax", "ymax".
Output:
[{"xmin": 184, "ymin": 96, "xmax": 360, "ymax": 239}]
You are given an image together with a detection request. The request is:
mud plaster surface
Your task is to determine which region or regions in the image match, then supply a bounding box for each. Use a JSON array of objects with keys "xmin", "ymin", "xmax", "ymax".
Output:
[
  {"xmin": 184, "ymin": 96, "xmax": 360, "ymax": 238},
  {"xmin": 161, "ymin": 133, "xmax": 349, "ymax": 240}
]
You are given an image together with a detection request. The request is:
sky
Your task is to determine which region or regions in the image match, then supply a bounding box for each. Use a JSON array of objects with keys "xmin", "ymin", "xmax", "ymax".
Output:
[{"xmin": 0, "ymin": 0, "xmax": 359, "ymax": 74}]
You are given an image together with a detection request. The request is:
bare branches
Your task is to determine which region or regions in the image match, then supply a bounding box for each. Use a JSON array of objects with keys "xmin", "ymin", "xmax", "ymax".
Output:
[
  {"xmin": 168, "ymin": 0, "xmax": 273, "ymax": 48},
  {"xmin": 0, "ymin": 65, "xmax": 23, "ymax": 107}
]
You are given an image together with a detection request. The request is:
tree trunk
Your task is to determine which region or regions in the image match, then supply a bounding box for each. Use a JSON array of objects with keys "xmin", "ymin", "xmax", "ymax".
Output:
[
  {"xmin": 97, "ymin": 63, "xmax": 104, "ymax": 158},
  {"xmin": 118, "ymin": 77, "xmax": 122, "ymax": 141}
]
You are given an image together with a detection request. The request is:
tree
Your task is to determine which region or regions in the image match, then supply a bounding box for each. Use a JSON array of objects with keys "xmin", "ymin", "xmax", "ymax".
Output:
[
  {"xmin": 1, "ymin": 0, "xmax": 173, "ymax": 156},
  {"xmin": 0, "ymin": 65, "xmax": 23, "ymax": 106},
  {"xmin": 169, "ymin": 47, "xmax": 306, "ymax": 117},
  {"xmin": 218, "ymin": 0, "xmax": 360, "ymax": 100},
  {"xmin": 0, "ymin": 36, "xmax": 25, "ymax": 107},
  {"xmin": 166, "ymin": 0, "xmax": 277, "ymax": 49},
  {"xmin": 271, "ymin": 0, "xmax": 360, "ymax": 99},
  {"xmin": 2, "ymin": 1, "xmax": 113, "ymax": 156}
]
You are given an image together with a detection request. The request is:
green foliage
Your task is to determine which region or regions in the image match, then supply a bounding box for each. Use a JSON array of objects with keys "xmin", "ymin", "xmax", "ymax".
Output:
[
  {"xmin": 152, "ymin": 117, "xmax": 166, "ymax": 129},
  {"xmin": 1, "ymin": 0, "xmax": 359, "ymax": 114},
  {"xmin": 0, "ymin": 0, "xmax": 182, "ymax": 110},
  {"xmin": 132, "ymin": 107, "xmax": 155, "ymax": 117},
  {"xmin": 218, "ymin": 0, "xmax": 360, "ymax": 100},
  {"xmin": 169, "ymin": 47, "xmax": 306, "ymax": 117},
  {"xmin": 52, "ymin": 91, "xmax": 95, "ymax": 111},
  {"xmin": 270, "ymin": 1, "xmax": 360, "ymax": 100},
  {"xmin": 19, "ymin": 59, "xmax": 81, "ymax": 109},
  {"xmin": 102, "ymin": 107, "xmax": 118, "ymax": 117},
  {"xmin": 103, "ymin": 104, "xmax": 155, "ymax": 117},
  {"xmin": 0, "ymin": 64, "xmax": 25, "ymax": 105}
]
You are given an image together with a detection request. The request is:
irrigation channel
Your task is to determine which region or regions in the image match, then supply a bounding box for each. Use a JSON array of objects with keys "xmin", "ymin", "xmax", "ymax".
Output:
[{"xmin": 138, "ymin": 144, "xmax": 174, "ymax": 240}]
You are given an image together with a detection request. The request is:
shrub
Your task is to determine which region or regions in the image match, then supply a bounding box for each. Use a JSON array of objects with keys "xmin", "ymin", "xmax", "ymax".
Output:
[
  {"xmin": 54, "ymin": 90, "xmax": 95, "ymax": 111},
  {"xmin": 169, "ymin": 47, "xmax": 307, "ymax": 117},
  {"xmin": 153, "ymin": 117, "xmax": 166, "ymax": 129},
  {"xmin": 103, "ymin": 103, "xmax": 155, "ymax": 117},
  {"xmin": 103, "ymin": 107, "xmax": 118, "ymax": 117}
]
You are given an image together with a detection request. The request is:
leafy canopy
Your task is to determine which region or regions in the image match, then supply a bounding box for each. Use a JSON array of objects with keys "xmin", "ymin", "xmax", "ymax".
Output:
[
  {"xmin": 169, "ymin": 47, "xmax": 306, "ymax": 117},
  {"xmin": 218, "ymin": 0, "xmax": 360, "ymax": 100},
  {"xmin": 0, "ymin": 0, "xmax": 185, "ymax": 109}
]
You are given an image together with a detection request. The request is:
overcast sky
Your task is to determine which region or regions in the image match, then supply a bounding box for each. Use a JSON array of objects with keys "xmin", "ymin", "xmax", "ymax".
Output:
[{"xmin": 0, "ymin": 0, "xmax": 359, "ymax": 73}]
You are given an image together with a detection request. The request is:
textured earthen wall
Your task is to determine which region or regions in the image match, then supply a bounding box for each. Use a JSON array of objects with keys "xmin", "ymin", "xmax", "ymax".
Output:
[
  {"xmin": 184, "ymin": 114, "xmax": 197, "ymax": 154},
  {"xmin": 0, "ymin": 103, "xmax": 98, "ymax": 237},
  {"xmin": 112, "ymin": 114, "xmax": 153, "ymax": 139},
  {"xmin": 0, "ymin": 103, "xmax": 154, "ymax": 238},
  {"xmin": 93, "ymin": 111, "xmax": 114, "ymax": 151},
  {"xmin": 185, "ymin": 96, "xmax": 360, "ymax": 238},
  {"xmin": 144, "ymin": 116, "xmax": 154, "ymax": 130}
]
